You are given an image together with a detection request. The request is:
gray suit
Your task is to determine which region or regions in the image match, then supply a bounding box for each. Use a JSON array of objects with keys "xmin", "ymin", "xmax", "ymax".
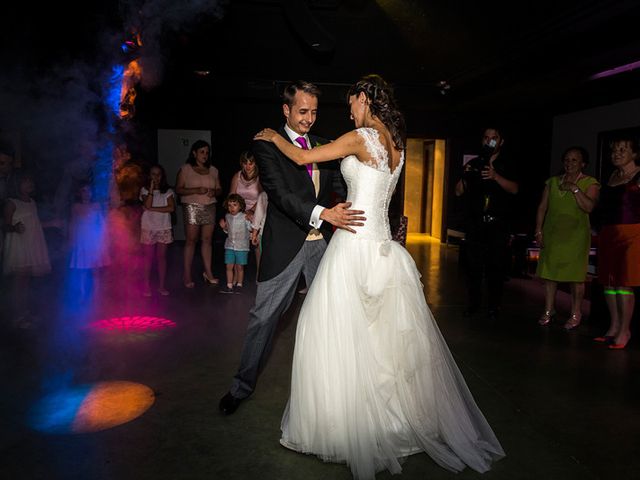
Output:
[{"xmin": 229, "ymin": 127, "xmax": 345, "ymax": 399}]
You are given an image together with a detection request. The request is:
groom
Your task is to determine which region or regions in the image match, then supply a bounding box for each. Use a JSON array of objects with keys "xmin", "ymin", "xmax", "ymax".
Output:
[{"xmin": 219, "ymin": 80, "xmax": 364, "ymax": 415}]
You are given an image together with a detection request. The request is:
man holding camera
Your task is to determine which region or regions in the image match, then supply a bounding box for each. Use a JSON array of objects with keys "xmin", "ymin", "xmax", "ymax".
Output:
[{"xmin": 455, "ymin": 127, "xmax": 519, "ymax": 321}]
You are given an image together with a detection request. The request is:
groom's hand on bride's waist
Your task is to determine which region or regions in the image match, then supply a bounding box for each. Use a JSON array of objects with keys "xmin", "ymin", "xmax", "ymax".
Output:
[{"xmin": 320, "ymin": 202, "xmax": 366, "ymax": 234}]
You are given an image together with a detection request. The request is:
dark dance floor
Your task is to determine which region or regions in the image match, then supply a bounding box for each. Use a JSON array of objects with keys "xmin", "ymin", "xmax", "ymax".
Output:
[{"xmin": 1, "ymin": 234, "xmax": 639, "ymax": 480}]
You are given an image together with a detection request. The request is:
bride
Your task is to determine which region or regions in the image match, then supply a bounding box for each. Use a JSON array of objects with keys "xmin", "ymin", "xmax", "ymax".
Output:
[{"xmin": 253, "ymin": 74, "xmax": 505, "ymax": 479}]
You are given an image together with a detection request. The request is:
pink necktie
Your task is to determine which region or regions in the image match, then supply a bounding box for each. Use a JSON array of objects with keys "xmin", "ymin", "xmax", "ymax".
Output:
[{"xmin": 295, "ymin": 136, "xmax": 313, "ymax": 177}]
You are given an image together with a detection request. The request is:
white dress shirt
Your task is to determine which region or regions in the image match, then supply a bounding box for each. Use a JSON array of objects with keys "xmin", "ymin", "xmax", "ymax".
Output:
[{"xmin": 283, "ymin": 124, "xmax": 325, "ymax": 231}]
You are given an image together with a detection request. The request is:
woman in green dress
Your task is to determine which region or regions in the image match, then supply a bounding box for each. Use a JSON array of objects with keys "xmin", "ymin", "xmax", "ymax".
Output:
[{"xmin": 535, "ymin": 146, "xmax": 600, "ymax": 329}]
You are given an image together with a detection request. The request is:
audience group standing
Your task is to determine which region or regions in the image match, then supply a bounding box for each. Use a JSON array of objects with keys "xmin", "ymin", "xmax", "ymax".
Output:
[
  {"xmin": 455, "ymin": 129, "xmax": 639, "ymax": 349},
  {"xmin": 0, "ymin": 138, "xmax": 271, "ymax": 329},
  {"xmin": 532, "ymin": 136, "xmax": 640, "ymax": 349},
  {"xmin": 1, "ymin": 129, "xmax": 639, "ymax": 349}
]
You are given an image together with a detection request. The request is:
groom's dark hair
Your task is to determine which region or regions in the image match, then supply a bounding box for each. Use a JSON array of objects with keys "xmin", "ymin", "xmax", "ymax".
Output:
[{"xmin": 282, "ymin": 80, "xmax": 322, "ymax": 107}]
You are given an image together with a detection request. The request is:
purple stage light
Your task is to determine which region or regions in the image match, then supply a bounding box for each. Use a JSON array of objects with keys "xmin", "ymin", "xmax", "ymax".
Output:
[{"xmin": 590, "ymin": 60, "xmax": 640, "ymax": 80}]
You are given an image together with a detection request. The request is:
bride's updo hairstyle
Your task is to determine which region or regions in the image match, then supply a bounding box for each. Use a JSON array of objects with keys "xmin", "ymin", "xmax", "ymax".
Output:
[{"xmin": 348, "ymin": 74, "xmax": 406, "ymax": 151}]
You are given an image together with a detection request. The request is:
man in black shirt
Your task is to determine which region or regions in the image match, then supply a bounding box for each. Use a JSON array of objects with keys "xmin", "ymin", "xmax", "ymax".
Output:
[{"xmin": 455, "ymin": 127, "xmax": 519, "ymax": 320}]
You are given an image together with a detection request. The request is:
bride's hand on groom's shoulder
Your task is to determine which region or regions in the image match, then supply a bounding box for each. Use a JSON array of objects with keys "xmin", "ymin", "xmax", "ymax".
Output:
[
  {"xmin": 320, "ymin": 202, "xmax": 366, "ymax": 234},
  {"xmin": 254, "ymin": 128, "xmax": 278, "ymax": 142}
]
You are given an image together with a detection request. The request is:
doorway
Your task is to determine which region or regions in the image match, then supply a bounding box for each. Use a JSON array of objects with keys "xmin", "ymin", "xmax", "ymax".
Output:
[{"xmin": 403, "ymin": 138, "xmax": 446, "ymax": 239}]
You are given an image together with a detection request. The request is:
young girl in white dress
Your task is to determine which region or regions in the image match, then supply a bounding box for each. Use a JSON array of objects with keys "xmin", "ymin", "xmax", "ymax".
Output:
[
  {"xmin": 140, "ymin": 164, "xmax": 175, "ymax": 297},
  {"xmin": 254, "ymin": 75, "xmax": 505, "ymax": 479},
  {"xmin": 68, "ymin": 182, "xmax": 111, "ymax": 299},
  {"xmin": 3, "ymin": 171, "xmax": 52, "ymax": 327}
]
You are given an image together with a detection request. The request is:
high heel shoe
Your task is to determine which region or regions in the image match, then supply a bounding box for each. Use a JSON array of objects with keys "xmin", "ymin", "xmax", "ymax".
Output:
[
  {"xmin": 609, "ymin": 334, "xmax": 630, "ymax": 350},
  {"xmin": 202, "ymin": 272, "xmax": 219, "ymax": 285},
  {"xmin": 538, "ymin": 310, "xmax": 555, "ymax": 326},
  {"xmin": 563, "ymin": 313, "xmax": 581, "ymax": 331},
  {"xmin": 593, "ymin": 335, "xmax": 615, "ymax": 344}
]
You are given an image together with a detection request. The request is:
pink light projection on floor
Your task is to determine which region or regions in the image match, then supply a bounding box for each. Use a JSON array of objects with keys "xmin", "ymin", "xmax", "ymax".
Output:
[{"xmin": 87, "ymin": 315, "xmax": 177, "ymax": 343}]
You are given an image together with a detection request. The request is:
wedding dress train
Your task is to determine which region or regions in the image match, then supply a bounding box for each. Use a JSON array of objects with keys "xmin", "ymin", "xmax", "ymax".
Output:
[{"xmin": 280, "ymin": 128, "xmax": 505, "ymax": 479}]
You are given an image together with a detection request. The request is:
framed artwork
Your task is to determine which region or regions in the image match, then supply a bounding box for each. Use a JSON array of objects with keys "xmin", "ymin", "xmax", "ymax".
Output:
[{"xmin": 596, "ymin": 126, "xmax": 640, "ymax": 183}]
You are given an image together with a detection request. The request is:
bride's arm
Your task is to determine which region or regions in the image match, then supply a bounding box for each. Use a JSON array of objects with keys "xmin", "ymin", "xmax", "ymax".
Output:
[{"xmin": 254, "ymin": 129, "xmax": 365, "ymax": 165}]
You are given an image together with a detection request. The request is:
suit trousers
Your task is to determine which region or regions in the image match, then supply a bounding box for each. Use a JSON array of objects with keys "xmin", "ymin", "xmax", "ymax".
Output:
[
  {"xmin": 464, "ymin": 220, "xmax": 509, "ymax": 311},
  {"xmin": 230, "ymin": 238, "xmax": 327, "ymax": 399}
]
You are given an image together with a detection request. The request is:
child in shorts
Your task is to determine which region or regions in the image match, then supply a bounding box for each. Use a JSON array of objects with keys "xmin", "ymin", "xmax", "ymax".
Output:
[{"xmin": 219, "ymin": 193, "xmax": 252, "ymax": 293}]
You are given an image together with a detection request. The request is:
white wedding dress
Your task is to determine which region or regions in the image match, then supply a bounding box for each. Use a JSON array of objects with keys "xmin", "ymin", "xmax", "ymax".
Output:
[{"xmin": 280, "ymin": 128, "xmax": 505, "ymax": 479}]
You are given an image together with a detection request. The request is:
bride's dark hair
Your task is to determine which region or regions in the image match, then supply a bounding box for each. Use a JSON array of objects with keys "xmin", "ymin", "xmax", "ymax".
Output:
[{"xmin": 348, "ymin": 74, "xmax": 406, "ymax": 151}]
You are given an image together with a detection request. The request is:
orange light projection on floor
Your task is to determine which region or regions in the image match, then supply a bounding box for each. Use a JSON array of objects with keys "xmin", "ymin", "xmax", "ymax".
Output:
[
  {"xmin": 29, "ymin": 381, "xmax": 155, "ymax": 434},
  {"xmin": 72, "ymin": 381, "xmax": 155, "ymax": 433}
]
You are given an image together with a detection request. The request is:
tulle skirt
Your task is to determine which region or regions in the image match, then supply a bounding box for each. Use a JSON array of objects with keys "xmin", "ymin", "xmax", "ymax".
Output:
[{"xmin": 280, "ymin": 230, "xmax": 505, "ymax": 479}]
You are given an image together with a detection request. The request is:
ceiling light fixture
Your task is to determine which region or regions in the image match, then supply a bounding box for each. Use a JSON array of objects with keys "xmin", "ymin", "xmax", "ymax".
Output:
[{"xmin": 438, "ymin": 80, "xmax": 451, "ymax": 95}]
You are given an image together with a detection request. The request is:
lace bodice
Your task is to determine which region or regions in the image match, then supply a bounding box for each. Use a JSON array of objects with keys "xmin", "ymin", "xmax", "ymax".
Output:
[{"xmin": 340, "ymin": 128, "xmax": 405, "ymax": 241}]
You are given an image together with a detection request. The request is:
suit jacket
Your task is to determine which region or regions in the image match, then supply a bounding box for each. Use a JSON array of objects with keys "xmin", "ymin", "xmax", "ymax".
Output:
[{"xmin": 252, "ymin": 126, "xmax": 346, "ymax": 282}]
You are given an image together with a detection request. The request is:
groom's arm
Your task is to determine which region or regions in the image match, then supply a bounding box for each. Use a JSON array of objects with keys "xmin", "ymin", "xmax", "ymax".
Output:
[
  {"xmin": 309, "ymin": 135, "xmax": 346, "ymax": 201},
  {"xmin": 253, "ymin": 140, "xmax": 317, "ymax": 229}
]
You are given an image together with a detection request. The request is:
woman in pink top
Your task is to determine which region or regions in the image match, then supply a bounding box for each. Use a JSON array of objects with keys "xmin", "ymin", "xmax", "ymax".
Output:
[
  {"xmin": 229, "ymin": 151, "xmax": 264, "ymax": 269},
  {"xmin": 176, "ymin": 140, "xmax": 222, "ymax": 288},
  {"xmin": 229, "ymin": 151, "xmax": 262, "ymax": 218}
]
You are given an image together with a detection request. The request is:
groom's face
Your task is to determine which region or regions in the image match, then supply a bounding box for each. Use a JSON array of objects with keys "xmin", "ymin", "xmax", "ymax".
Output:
[{"xmin": 283, "ymin": 91, "xmax": 318, "ymax": 136}]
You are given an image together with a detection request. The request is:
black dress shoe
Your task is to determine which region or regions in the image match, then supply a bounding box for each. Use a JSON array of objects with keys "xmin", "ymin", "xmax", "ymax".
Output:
[{"xmin": 219, "ymin": 392, "xmax": 243, "ymax": 415}]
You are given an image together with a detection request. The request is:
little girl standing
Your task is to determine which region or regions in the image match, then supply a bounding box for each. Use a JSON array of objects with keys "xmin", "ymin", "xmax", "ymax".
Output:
[
  {"xmin": 68, "ymin": 182, "xmax": 111, "ymax": 299},
  {"xmin": 140, "ymin": 164, "xmax": 175, "ymax": 296},
  {"xmin": 3, "ymin": 171, "xmax": 51, "ymax": 327},
  {"xmin": 219, "ymin": 193, "xmax": 252, "ymax": 294}
]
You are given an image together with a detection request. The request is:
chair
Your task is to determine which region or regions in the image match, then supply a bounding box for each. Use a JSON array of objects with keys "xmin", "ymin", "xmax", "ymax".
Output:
[{"xmin": 445, "ymin": 228, "xmax": 465, "ymax": 247}]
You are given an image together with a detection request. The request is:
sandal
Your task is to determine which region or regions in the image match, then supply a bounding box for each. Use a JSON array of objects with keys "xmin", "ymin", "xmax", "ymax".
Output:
[
  {"xmin": 203, "ymin": 272, "xmax": 219, "ymax": 285},
  {"xmin": 593, "ymin": 335, "xmax": 615, "ymax": 344},
  {"xmin": 563, "ymin": 313, "xmax": 581, "ymax": 331},
  {"xmin": 538, "ymin": 310, "xmax": 555, "ymax": 326}
]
